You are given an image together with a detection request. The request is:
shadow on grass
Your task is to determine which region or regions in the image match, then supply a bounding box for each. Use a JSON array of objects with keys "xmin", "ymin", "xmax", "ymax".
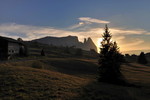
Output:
[
  {"xmin": 125, "ymin": 63, "xmax": 150, "ymax": 73},
  {"xmin": 41, "ymin": 59, "xmax": 98, "ymax": 76},
  {"xmin": 71, "ymin": 80, "xmax": 149, "ymax": 100}
]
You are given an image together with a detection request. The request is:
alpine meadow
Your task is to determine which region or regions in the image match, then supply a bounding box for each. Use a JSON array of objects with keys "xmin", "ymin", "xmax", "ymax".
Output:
[{"xmin": 0, "ymin": 1, "xmax": 150, "ymax": 100}]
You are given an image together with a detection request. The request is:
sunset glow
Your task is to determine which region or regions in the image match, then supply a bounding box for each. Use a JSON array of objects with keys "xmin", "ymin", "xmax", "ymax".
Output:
[
  {"xmin": 0, "ymin": 1, "xmax": 150, "ymax": 54},
  {"xmin": 96, "ymin": 38, "xmax": 102, "ymax": 52},
  {"xmin": 0, "ymin": 1, "xmax": 150, "ymax": 100}
]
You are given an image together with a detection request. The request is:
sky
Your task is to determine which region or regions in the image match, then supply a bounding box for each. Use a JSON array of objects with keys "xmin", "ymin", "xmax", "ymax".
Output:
[{"xmin": 0, "ymin": 0, "xmax": 150, "ymax": 54}]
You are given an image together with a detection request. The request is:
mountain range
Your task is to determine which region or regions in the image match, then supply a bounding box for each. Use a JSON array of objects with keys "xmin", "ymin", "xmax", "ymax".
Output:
[{"xmin": 31, "ymin": 35, "xmax": 97, "ymax": 52}]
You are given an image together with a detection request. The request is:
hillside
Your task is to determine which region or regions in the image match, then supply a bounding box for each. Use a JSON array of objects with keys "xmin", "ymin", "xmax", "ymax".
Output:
[
  {"xmin": 0, "ymin": 37, "xmax": 150, "ymax": 100},
  {"xmin": 24, "ymin": 40, "xmax": 98, "ymax": 59},
  {"xmin": 31, "ymin": 35, "xmax": 97, "ymax": 52},
  {"xmin": 0, "ymin": 60, "xmax": 88, "ymax": 100},
  {"xmin": 0, "ymin": 58, "xmax": 150, "ymax": 100}
]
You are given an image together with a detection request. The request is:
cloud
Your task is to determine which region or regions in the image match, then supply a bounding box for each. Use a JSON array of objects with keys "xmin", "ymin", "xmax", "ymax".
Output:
[
  {"xmin": 87, "ymin": 27, "xmax": 148, "ymax": 36},
  {"xmin": 110, "ymin": 28, "xmax": 147, "ymax": 35},
  {"xmin": 79, "ymin": 17, "xmax": 110, "ymax": 24},
  {"xmin": 68, "ymin": 22, "xmax": 86, "ymax": 29},
  {"xmin": 0, "ymin": 23, "xmax": 149, "ymax": 42},
  {"xmin": 114, "ymin": 36, "xmax": 126, "ymax": 40},
  {"xmin": 68, "ymin": 17, "xmax": 110, "ymax": 30},
  {"xmin": 0, "ymin": 21, "xmax": 150, "ymax": 52},
  {"xmin": 124, "ymin": 39, "xmax": 144, "ymax": 47},
  {"xmin": 145, "ymin": 32, "xmax": 150, "ymax": 35},
  {"xmin": 0, "ymin": 23, "xmax": 79, "ymax": 40},
  {"xmin": 120, "ymin": 39, "xmax": 145, "ymax": 52}
]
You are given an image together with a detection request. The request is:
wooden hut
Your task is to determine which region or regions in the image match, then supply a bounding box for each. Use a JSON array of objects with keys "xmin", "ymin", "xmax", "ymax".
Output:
[{"xmin": 0, "ymin": 36, "xmax": 27, "ymax": 60}]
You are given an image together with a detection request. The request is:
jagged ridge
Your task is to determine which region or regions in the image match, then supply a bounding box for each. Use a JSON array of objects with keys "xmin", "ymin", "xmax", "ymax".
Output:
[{"xmin": 32, "ymin": 35, "xmax": 97, "ymax": 52}]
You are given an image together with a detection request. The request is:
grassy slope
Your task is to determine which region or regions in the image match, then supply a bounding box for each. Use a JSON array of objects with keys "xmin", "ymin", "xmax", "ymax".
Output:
[
  {"xmin": 0, "ymin": 60, "xmax": 89, "ymax": 100},
  {"xmin": 0, "ymin": 58, "xmax": 150, "ymax": 100},
  {"xmin": 122, "ymin": 63, "xmax": 150, "ymax": 86}
]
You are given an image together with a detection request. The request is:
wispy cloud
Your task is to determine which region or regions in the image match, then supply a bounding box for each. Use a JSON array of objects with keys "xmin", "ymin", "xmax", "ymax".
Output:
[
  {"xmin": 120, "ymin": 39, "xmax": 145, "ymax": 52},
  {"xmin": 68, "ymin": 22, "xmax": 86, "ymax": 29},
  {"xmin": 114, "ymin": 36, "xmax": 126, "ymax": 40},
  {"xmin": 88, "ymin": 28, "xmax": 148, "ymax": 36},
  {"xmin": 0, "ymin": 23, "xmax": 149, "ymax": 41},
  {"xmin": 79, "ymin": 17, "xmax": 110, "ymax": 24},
  {"xmin": 0, "ymin": 23, "xmax": 78, "ymax": 40},
  {"xmin": 110, "ymin": 28, "xmax": 147, "ymax": 35},
  {"xmin": 124, "ymin": 39, "xmax": 144, "ymax": 47}
]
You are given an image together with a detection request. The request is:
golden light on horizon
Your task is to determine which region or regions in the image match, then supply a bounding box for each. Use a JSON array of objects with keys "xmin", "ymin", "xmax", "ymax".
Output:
[
  {"xmin": 96, "ymin": 37, "xmax": 124, "ymax": 53},
  {"xmin": 96, "ymin": 38, "xmax": 103, "ymax": 53}
]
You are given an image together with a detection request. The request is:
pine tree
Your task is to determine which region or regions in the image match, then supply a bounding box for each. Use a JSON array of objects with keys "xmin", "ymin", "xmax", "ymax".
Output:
[
  {"xmin": 41, "ymin": 48, "xmax": 45, "ymax": 56},
  {"xmin": 98, "ymin": 25, "xmax": 124, "ymax": 84},
  {"xmin": 138, "ymin": 52, "xmax": 148, "ymax": 64}
]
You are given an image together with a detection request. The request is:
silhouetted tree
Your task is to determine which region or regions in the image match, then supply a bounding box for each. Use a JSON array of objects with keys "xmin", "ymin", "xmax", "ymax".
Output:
[
  {"xmin": 98, "ymin": 25, "xmax": 125, "ymax": 84},
  {"xmin": 131, "ymin": 54, "xmax": 137, "ymax": 57},
  {"xmin": 75, "ymin": 48, "xmax": 83, "ymax": 56},
  {"xmin": 41, "ymin": 48, "xmax": 45, "ymax": 56},
  {"xmin": 125, "ymin": 54, "xmax": 130, "ymax": 57},
  {"xmin": 17, "ymin": 38, "xmax": 23, "ymax": 42},
  {"xmin": 138, "ymin": 52, "xmax": 148, "ymax": 64}
]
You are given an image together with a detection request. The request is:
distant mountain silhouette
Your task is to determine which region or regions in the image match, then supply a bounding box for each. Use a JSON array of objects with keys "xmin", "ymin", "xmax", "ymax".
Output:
[{"xmin": 31, "ymin": 35, "xmax": 97, "ymax": 52}]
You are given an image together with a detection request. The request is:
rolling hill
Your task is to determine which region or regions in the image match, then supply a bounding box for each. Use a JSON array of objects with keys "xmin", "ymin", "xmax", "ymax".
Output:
[
  {"xmin": 0, "ymin": 38, "xmax": 149, "ymax": 100},
  {"xmin": 0, "ymin": 57, "xmax": 150, "ymax": 100}
]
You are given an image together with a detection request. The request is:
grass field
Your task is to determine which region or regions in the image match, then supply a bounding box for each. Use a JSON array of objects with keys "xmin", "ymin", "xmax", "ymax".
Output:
[{"xmin": 0, "ymin": 57, "xmax": 150, "ymax": 100}]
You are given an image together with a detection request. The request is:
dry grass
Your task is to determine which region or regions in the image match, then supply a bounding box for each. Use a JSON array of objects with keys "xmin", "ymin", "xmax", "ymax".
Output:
[
  {"xmin": 0, "ymin": 58, "xmax": 150, "ymax": 100},
  {"xmin": 122, "ymin": 63, "xmax": 150, "ymax": 85},
  {"xmin": 0, "ymin": 63, "xmax": 90, "ymax": 100}
]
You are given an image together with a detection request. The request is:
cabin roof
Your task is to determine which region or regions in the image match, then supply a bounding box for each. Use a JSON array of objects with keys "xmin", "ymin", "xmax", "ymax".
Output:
[{"xmin": 0, "ymin": 36, "xmax": 24, "ymax": 45}]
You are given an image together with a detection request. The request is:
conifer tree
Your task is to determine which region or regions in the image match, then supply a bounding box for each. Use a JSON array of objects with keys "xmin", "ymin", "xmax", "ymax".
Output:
[
  {"xmin": 98, "ymin": 25, "xmax": 124, "ymax": 84},
  {"xmin": 41, "ymin": 48, "xmax": 45, "ymax": 56}
]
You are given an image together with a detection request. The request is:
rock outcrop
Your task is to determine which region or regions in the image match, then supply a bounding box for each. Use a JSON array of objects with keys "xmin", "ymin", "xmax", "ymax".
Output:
[{"xmin": 32, "ymin": 36, "xmax": 97, "ymax": 52}]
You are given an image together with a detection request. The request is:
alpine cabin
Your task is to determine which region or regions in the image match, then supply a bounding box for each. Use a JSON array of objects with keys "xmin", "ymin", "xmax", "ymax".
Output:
[{"xmin": 0, "ymin": 36, "xmax": 27, "ymax": 60}]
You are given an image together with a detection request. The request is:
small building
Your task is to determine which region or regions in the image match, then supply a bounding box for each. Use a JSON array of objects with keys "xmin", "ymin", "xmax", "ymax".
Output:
[{"xmin": 0, "ymin": 36, "xmax": 27, "ymax": 60}]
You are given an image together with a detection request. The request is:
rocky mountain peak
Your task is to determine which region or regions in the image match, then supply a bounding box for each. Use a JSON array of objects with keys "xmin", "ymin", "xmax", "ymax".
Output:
[{"xmin": 32, "ymin": 36, "xmax": 97, "ymax": 52}]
